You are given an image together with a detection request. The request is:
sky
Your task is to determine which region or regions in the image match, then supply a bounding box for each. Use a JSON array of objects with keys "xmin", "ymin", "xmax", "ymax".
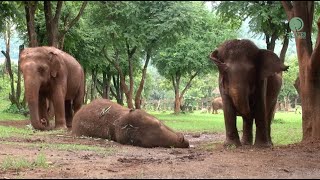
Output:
[{"xmin": 0, "ymin": 29, "xmax": 23, "ymax": 64}]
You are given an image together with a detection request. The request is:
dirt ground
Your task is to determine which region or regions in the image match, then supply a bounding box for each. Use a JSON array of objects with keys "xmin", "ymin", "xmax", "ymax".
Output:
[{"xmin": 1, "ymin": 119, "xmax": 320, "ymax": 179}]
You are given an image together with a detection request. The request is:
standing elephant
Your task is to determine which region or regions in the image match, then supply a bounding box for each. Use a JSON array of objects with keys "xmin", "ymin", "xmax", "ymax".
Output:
[
  {"xmin": 212, "ymin": 97, "xmax": 223, "ymax": 114},
  {"xmin": 209, "ymin": 39, "xmax": 288, "ymax": 147},
  {"xmin": 20, "ymin": 46, "xmax": 85, "ymax": 130}
]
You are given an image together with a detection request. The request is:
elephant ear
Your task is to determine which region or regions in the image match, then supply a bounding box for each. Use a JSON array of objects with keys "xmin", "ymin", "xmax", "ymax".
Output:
[
  {"xmin": 257, "ymin": 49, "xmax": 289, "ymax": 80},
  {"xmin": 49, "ymin": 51, "xmax": 61, "ymax": 78},
  {"xmin": 209, "ymin": 50, "xmax": 228, "ymax": 73}
]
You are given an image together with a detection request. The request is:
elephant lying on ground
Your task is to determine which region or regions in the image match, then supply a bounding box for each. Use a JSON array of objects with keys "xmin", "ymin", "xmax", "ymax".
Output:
[
  {"xmin": 20, "ymin": 46, "xmax": 85, "ymax": 130},
  {"xmin": 212, "ymin": 97, "xmax": 223, "ymax": 114},
  {"xmin": 209, "ymin": 39, "xmax": 288, "ymax": 147},
  {"xmin": 71, "ymin": 99, "xmax": 190, "ymax": 148}
]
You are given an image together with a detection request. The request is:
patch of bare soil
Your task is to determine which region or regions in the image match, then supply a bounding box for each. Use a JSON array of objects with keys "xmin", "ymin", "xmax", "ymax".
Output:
[{"xmin": 1, "ymin": 119, "xmax": 320, "ymax": 179}]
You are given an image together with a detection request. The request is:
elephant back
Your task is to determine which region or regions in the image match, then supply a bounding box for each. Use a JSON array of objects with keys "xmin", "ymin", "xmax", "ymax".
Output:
[{"xmin": 71, "ymin": 98, "xmax": 129, "ymax": 140}]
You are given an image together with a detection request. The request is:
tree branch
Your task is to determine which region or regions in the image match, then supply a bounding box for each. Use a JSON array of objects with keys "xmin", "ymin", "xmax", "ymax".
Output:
[
  {"xmin": 281, "ymin": 1, "xmax": 293, "ymax": 20},
  {"xmin": 61, "ymin": 1, "xmax": 87, "ymax": 35},
  {"xmin": 53, "ymin": 1, "xmax": 63, "ymax": 24},
  {"xmin": 180, "ymin": 71, "xmax": 199, "ymax": 99},
  {"xmin": 1, "ymin": 50, "xmax": 9, "ymax": 59},
  {"xmin": 102, "ymin": 45, "xmax": 121, "ymax": 73}
]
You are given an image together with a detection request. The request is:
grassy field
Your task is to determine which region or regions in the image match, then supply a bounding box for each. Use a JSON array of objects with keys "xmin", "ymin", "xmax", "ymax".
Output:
[
  {"xmin": 149, "ymin": 110, "xmax": 302, "ymax": 145},
  {"xmin": 0, "ymin": 99, "xmax": 302, "ymax": 146}
]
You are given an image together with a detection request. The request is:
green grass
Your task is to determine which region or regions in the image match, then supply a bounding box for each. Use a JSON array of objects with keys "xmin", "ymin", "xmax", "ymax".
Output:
[
  {"xmin": 150, "ymin": 110, "xmax": 302, "ymax": 146},
  {"xmin": 150, "ymin": 110, "xmax": 227, "ymax": 133},
  {"xmin": 0, "ymin": 96, "xmax": 27, "ymax": 121},
  {"xmin": 2, "ymin": 141, "xmax": 115, "ymax": 157},
  {"xmin": 1, "ymin": 152, "xmax": 49, "ymax": 171},
  {"xmin": 0, "ymin": 126, "xmax": 33, "ymax": 138}
]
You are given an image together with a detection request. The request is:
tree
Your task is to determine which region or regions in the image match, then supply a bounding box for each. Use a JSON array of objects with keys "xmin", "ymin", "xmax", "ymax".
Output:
[
  {"xmin": 217, "ymin": 1, "xmax": 290, "ymax": 61},
  {"xmin": 43, "ymin": 1, "xmax": 87, "ymax": 49},
  {"xmin": 87, "ymin": 1, "xmax": 198, "ymax": 109},
  {"xmin": 278, "ymin": 55, "xmax": 299, "ymax": 110},
  {"xmin": 153, "ymin": 5, "xmax": 237, "ymax": 114},
  {"xmin": 0, "ymin": 2, "xmax": 26, "ymax": 113},
  {"xmin": 24, "ymin": 1, "xmax": 38, "ymax": 47},
  {"xmin": 282, "ymin": 1, "xmax": 320, "ymax": 142}
]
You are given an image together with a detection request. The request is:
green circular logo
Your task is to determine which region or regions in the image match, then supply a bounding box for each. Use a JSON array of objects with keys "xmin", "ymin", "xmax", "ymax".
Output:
[{"xmin": 289, "ymin": 17, "xmax": 304, "ymax": 31}]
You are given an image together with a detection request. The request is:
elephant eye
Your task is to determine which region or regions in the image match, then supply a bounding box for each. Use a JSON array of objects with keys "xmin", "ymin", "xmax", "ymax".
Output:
[{"xmin": 37, "ymin": 66, "xmax": 46, "ymax": 75}]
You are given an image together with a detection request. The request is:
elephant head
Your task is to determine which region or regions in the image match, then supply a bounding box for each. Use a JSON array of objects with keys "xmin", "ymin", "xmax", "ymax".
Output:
[
  {"xmin": 19, "ymin": 47, "xmax": 62, "ymax": 130},
  {"xmin": 209, "ymin": 39, "xmax": 288, "ymax": 119}
]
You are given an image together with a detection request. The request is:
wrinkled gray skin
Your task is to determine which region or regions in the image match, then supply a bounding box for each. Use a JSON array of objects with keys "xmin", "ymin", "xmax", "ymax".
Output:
[
  {"xmin": 72, "ymin": 99, "xmax": 190, "ymax": 148},
  {"xmin": 209, "ymin": 39, "xmax": 288, "ymax": 148}
]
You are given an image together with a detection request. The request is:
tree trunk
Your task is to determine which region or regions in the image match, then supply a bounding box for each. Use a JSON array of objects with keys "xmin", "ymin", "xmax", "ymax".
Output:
[
  {"xmin": 135, "ymin": 48, "xmax": 151, "ymax": 109},
  {"xmin": 43, "ymin": 1, "xmax": 62, "ymax": 48},
  {"xmin": 280, "ymin": 24, "xmax": 290, "ymax": 63},
  {"xmin": 17, "ymin": 45, "xmax": 25, "ymax": 108},
  {"xmin": 172, "ymin": 75, "xmax": 181, "ymax": 114},
  {"xmin": 111, "ymin": 74, "xmax": 124, "ymax": 105},
  {"xmin": 24, "ymin": 1, "xmax": 38, "ymax": 47},
  {"xmin": 90, "ymin": 68, "xmax": 97, "ymax": 101},
  {"xmin": 282, "ymin": 1, "xmax": 320, "ymax": 142},
  {"xmin": 101, "ymin": 71, "xmax": 111, "ymax": 99},
  {"xmin": 59, "ymin": 1, "xmax": 88, "ymax": 50}
]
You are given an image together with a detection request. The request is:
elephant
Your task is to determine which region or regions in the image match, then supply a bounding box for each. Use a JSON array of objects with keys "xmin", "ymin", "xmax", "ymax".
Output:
[
  {"xmin": 209, "ymin": 39, "xmax": 288, "ymax": 147},
  {"xmin": 20, "ymin": 46, "xmax": 85, "ymax": 131},
  {"xmin": 71, "ymin": 98, "xmax": 190, "ymax": 148},
  {"xmin": 212, "ymin": 97, "xmax": 223, "ymax": 114}
]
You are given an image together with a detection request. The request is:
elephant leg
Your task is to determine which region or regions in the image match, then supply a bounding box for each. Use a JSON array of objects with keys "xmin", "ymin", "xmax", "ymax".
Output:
[
  {"xmin": 254, "ymin": 80, "xmax": 270, "ymax": 147},
  {"xmin": 265, "ymin": 100, "xmax": 277, "ymax": 146},
  {"xmin": 65, "ymin": 100, "xmax": 73, "ymax": 128},
  {"xmin": 52, "ymin": 89, "xmax": 67, "ymax": 130},
  {"xmin": 241, "ymin": 117, "xmax": 253, "ymax": 145},
  {"xmin": 39, "ymin": 95, "xmax": 50, "ymax": 127},
  {"xmin": 222, "ymin": 95, "xmax": 241, "ymax": 147},
  {"xmin": 73, "ymin": 93, "xmax": 83, "ymax": 114},
  {"xmin": 69, "ymin": 90, "xmax": 84, "ymax": 128}
]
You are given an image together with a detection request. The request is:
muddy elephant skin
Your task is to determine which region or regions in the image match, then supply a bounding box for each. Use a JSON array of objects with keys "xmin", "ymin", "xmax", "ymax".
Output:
[
  {"xmin": 72, "ymin": 99, "xmax": 190, "ymax": 148},
  {"xmin": 212, "ymin": 97, "xmax": 223, "ymax": 114},
  {"xmin": 209, "ymin": 39, "xmax": 288, "ymax": 147},
  {"xmin": 20, "ymin": 46, "xmax": 85, "ymax": 130}
]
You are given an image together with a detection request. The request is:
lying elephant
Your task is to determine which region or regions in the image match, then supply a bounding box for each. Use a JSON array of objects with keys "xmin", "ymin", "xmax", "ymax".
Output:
[{"xmin": 71, "ymin": 99, "xmax": 190, "ymax": 148}]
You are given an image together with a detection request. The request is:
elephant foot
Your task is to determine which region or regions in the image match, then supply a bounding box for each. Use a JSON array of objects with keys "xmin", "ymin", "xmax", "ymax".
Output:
[
  {"xmin": 223, "ymin": 139, "xmax": 241, "ymax": 148},
  {"xmin": 241, "ymin": 135, "xmax": 253, "ymax": 145},
  {"xmin": 254, "ymin": 140, "xmax": 273, "ymax": 148},
  {"xmin": 54, "ymin": 125, "xmax": 68, "ymax": 131},
  {"xmin": 241, "ymin": 139, "xmax": 253, "ymax": 146}
]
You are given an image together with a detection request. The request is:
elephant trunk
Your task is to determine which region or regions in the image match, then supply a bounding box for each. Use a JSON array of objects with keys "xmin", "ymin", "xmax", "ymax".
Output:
[
  {"xmin": 229, "ymin": 88, "xmax": 251, "ymax": 119},
  {"xmin": 24, "ymin": 78, "xmax": 48, "ymax": 131}
]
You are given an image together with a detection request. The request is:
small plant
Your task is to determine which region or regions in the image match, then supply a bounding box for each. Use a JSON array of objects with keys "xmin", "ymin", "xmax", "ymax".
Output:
[
  {"xmin": 1, "ymin": 153, "xmax": 49, "ymax": 171},
  {"xmin": 3, "ymin": 104, "xmax": 29, "ymax": 116},
  {"xmin": 1, "ymin": 156, "xmax": 31, "ymax": 171},
  {"xmin": 224, "ymin": 144, "xmax": 237, "ymax": 150},
  {"xmin": 33, "ymin": 152, "xmax": 49, "ymax": 168}
]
